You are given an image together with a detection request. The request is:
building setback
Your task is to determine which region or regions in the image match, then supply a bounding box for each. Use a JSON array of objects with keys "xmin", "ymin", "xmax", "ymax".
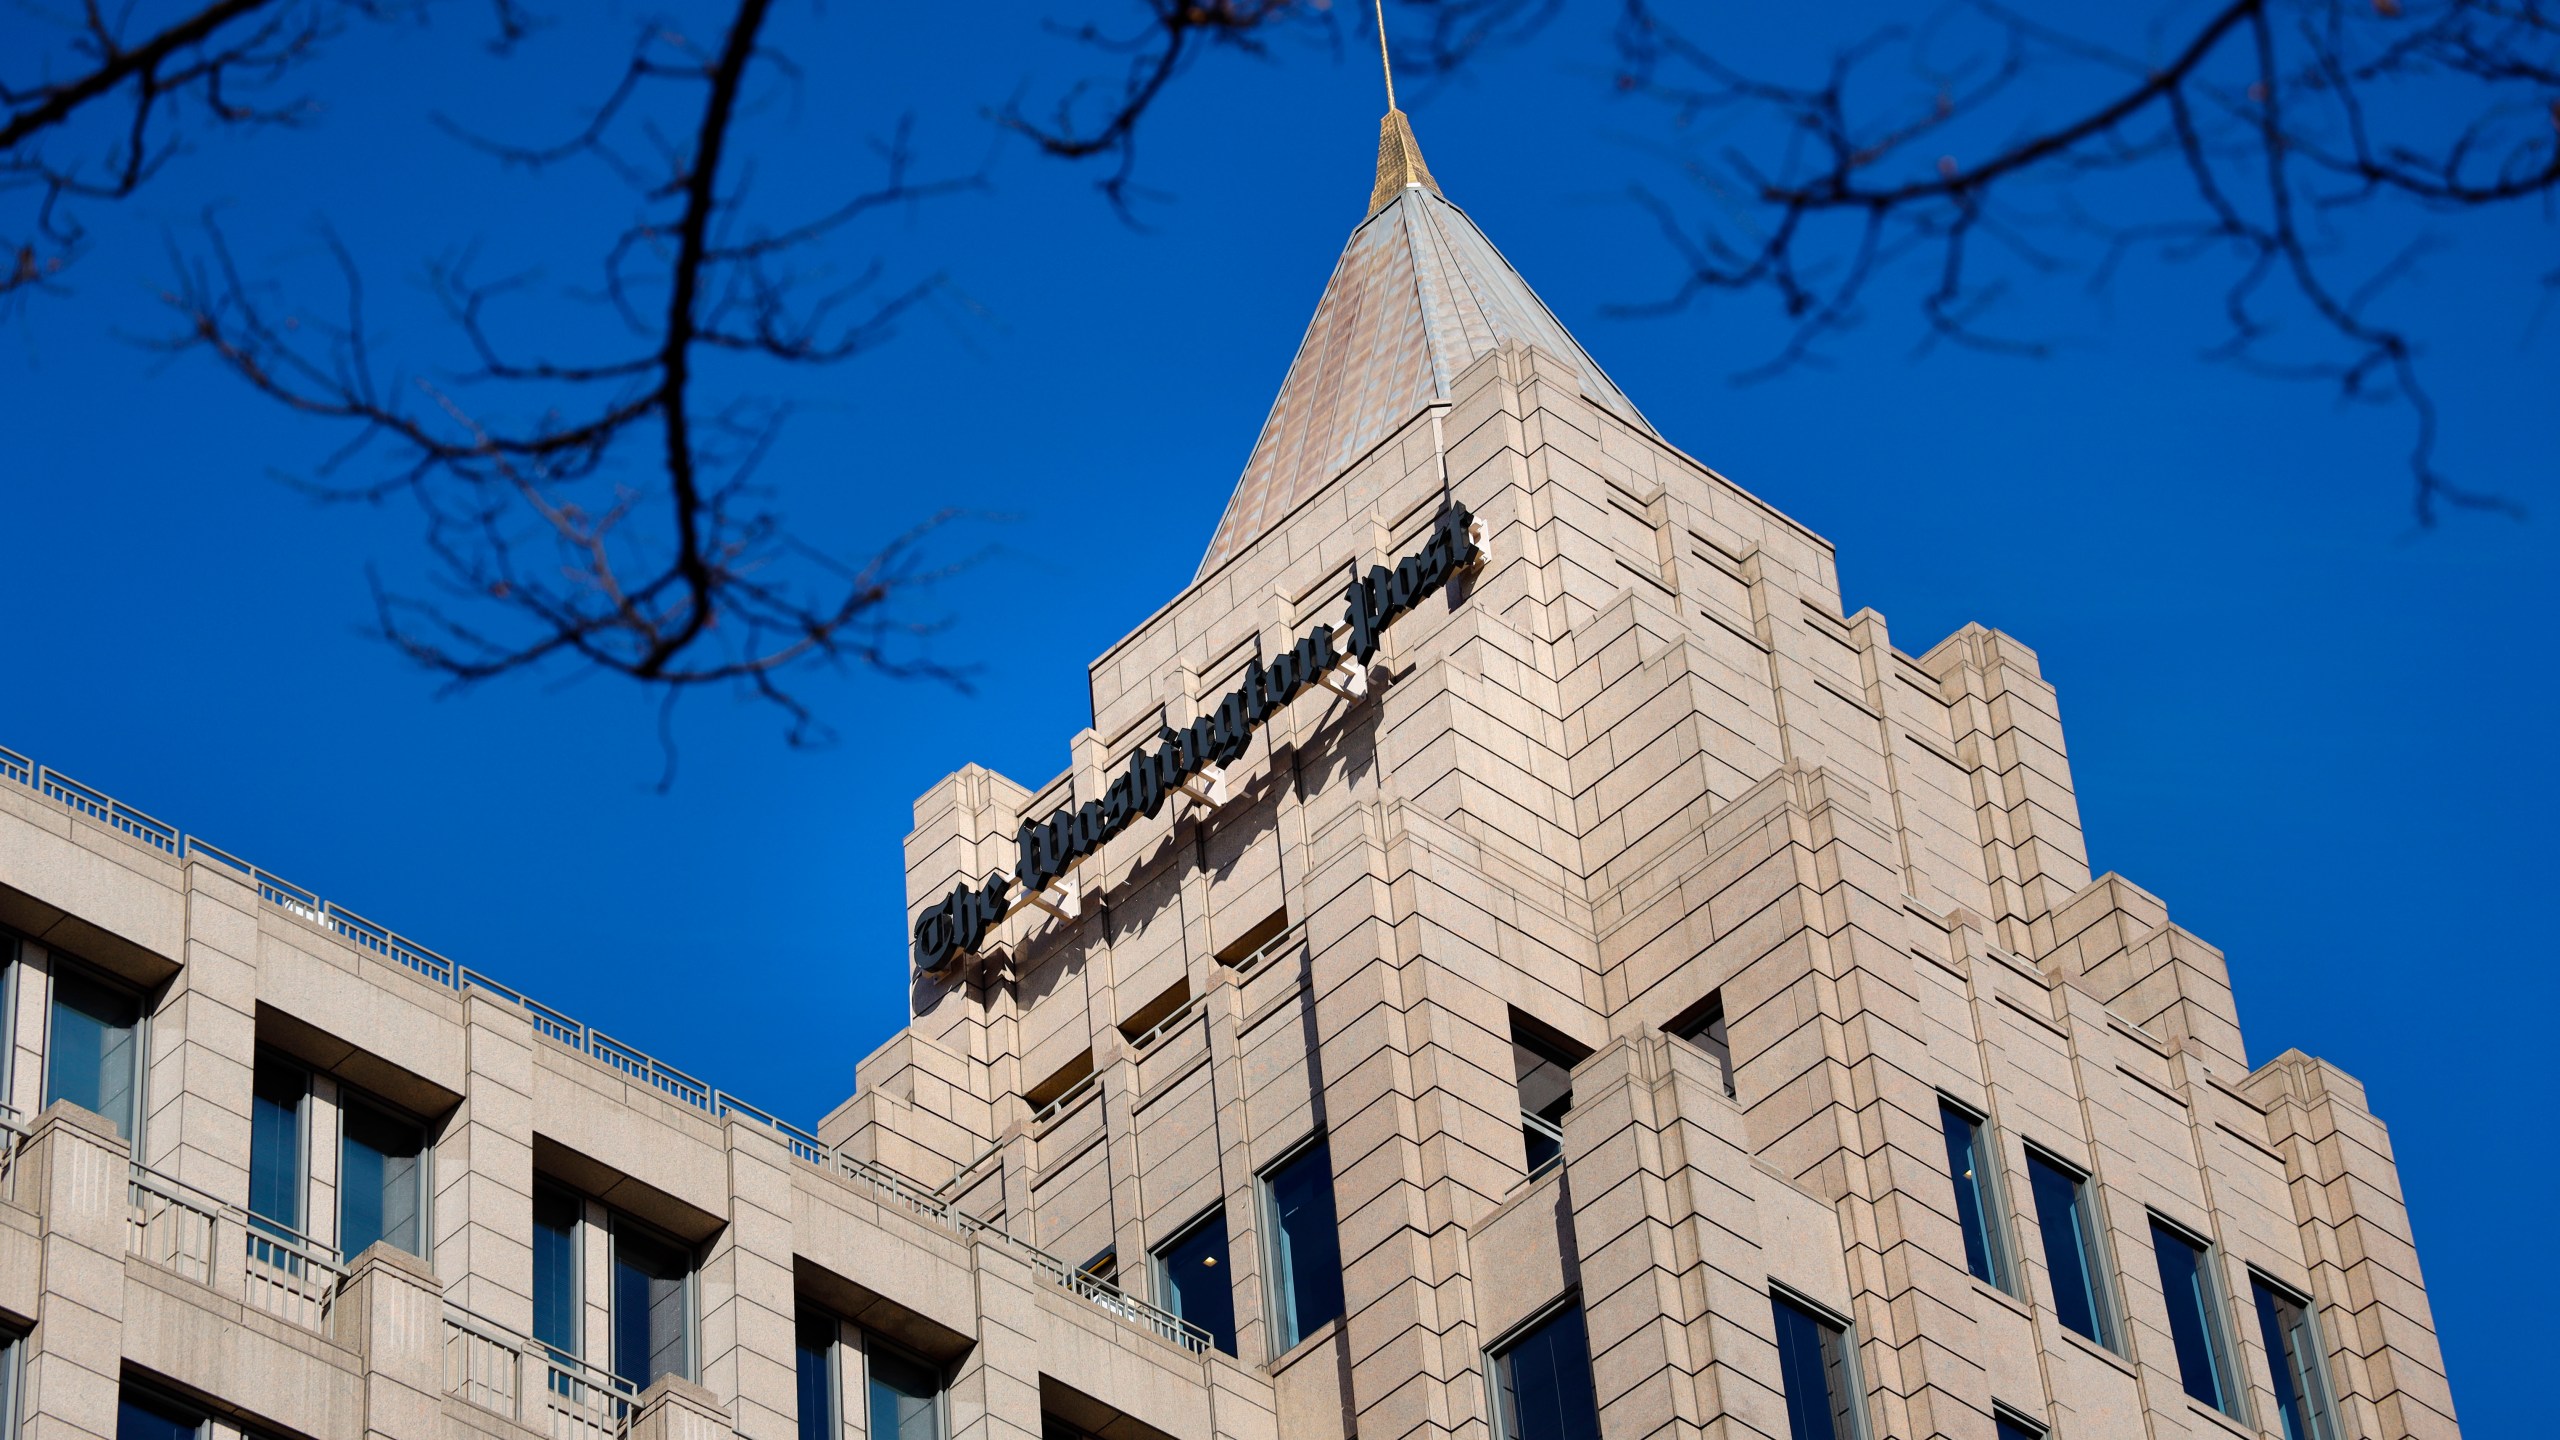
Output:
[{"xmin": 0, "ymin": 109, "xmax": 2457, "ymax": 1440}]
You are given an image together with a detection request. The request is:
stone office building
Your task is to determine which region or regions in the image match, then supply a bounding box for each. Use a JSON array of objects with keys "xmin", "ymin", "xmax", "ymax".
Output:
[{"xmin": 0, "ymin": 109, "xmax": 2458, "ymax": 1440}]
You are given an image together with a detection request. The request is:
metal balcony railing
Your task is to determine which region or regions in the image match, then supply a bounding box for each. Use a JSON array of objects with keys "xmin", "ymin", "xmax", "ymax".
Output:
[
  {"xmin": 127, "ymin": 1164, "xmax": 347, "ymax": 1333},
  {"xmin": 442, "ymin": 1302, "xmax": 639, "ymax": 1439},
  {"xmin": 4, "ymin": 736, "xmax": 1213, "ymax": 1358}
]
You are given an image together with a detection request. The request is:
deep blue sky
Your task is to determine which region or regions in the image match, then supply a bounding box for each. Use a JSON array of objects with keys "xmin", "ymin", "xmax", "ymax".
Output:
[{"xmin": 3, "ymin": 2, "xmax": 2550, "ymax": 1429}]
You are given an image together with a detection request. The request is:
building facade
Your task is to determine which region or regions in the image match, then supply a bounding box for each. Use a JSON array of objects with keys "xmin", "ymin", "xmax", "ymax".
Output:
[{"xmin": 0, "ymin": 111, "xmax": 2458, "ymax": 1440}]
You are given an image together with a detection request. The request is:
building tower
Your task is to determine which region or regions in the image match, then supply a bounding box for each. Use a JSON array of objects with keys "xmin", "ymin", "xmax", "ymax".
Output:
[{"xmin": 868, "ymin": 105, "xmax": 2462, "ymax": 1440}]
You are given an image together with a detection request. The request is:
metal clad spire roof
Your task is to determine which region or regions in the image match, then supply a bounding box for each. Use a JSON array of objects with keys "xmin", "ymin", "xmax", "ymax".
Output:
[{"xmin": 1197, "ymin": 113, "xmax": 1658, "ymax": 579}]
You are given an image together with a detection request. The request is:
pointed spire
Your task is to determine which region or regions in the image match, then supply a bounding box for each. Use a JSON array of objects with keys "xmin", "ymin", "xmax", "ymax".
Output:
[
  {"xmin": 1364, "ymin": 1, "xmax": 1439, "ymax": 216},
  {"xmin": 1368, "ymin": 109, "xmax": 1440, "ymax": 216}
]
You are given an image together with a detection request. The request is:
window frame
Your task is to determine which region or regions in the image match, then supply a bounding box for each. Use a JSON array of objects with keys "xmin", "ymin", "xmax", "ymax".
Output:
[
  {"xmin": 1257, "ymin": 1132, "xmax": 1346, "ymax": 1356},
  {"xmin": 1663, "ymin": 991, "xmax": 1736, "ymax": 1100},
  {"xmin": 2022, "ymin": 1144, "xmax": 2121, "ymax": 1352},
  {"xmin": 606, "ymin": 1207, "xmax": 699, "ymax": 1391},
  {"xmin": 858, "ymin": 1329, "xmax": 947, "ymax": 1440},
  {"xmin": 2147, "ymin": 1212, "xmax": 2245, "ymax": 1422},
  {"xmin": 530, "ymin": 1181, "xmax": 586, "ymax": 1362},
  {"xmin": 42, "ymin": 957, "xmax": 148, "ymax": 1144},
  {"xmin": 2248, "ymin": 1271, "xmax": 2342, "ymax": 1440},
  {"xmin": 337, "ymin": 1086, "xmax": 432, "ymax": 1263},
  {"xmin": 1991, "ymin": 1404, "xmax": 2046, "ymax": 1440},
  {"xmin": 0, "ymin": 1330, "xmax": 20, "ymax": 1440},
  {"xmin": 794, "ymin": 1307, "xmax": 841, "ymax": 1440},
  {"xmin": 1480, "ymin": 1290, "xmax": 1604, "ymax": 1440},
  {"xmin": 1149, "ymin": 1206, "xmax": 1239, "ymax": 1357},
  {"xmin": 1935, "ymin": 1095, "xmax": 2016, "ymax": 1296},
  {"xmin": 246, "ymin": 1048, "xmax": 312, "ymax": 1242},
  {"xmin": 1768, "ymin": 1282, "xmax": 1874, "ymax": 1440}
]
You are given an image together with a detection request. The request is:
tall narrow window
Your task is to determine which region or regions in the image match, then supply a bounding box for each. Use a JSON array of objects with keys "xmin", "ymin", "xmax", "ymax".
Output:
[
  {"xmin": 247, "ymin": 1053, "xmax": 306, "ymax": 1238},
  {"xmin": 532, "ymin": 1186, "xmax": 582, "ymax": 1360},
  {"xmin": 1937, "ymin": 1101, "xmax": 2010, "ymax": 1291},
  {"xmin": 47, "ymin": 967, "xmax": 140, "ymax": 1138},
  {"xmin": 341, "ymin": 1098, "xmax": 426, "ymax": 1259},
  {"xmin": 611, "ymin": 1220, "xmax": 695, "ymax": 1391},
  {"xmin": 1669, "ymin": 994, "xmax": 1736, "ymax": 1099},
  {"xmin": 2025, "ymin": 1151, "xmax": 2116, "ymax": 1349},
  {"xmin": 2150, "ymin": 1219, "xmax": 2240, "ymax": 1415},
  {"xmin": 1153, "ymin": 1212, "xmax": 1238, "ymax": 1356},
  {"xmin": 795, "ymin": 1311, "xmax": 837, "ymax": 1440},
  {"xmin": 1261, "ymin": 1139, "xmax": 1346, "ymax": 1353},
  {"xmin": 1489, "ymin": 1301, "xmax": 1602, "ymax": 1440},
  {"xmin": 1512, "ymin": 1021, "xmax": 1584, "ymax": 1177},
  {"xmin": 1771, "ymin": 1293, "xmax": 1868, "ymax": 1440},
  {"xmin": 2252, "ymin": 1277, "xmax": 2340, "ymax": 1440},
  {"xmin": 866, "ymin": 1339, "xmax": 943, "ymax": 1440}
]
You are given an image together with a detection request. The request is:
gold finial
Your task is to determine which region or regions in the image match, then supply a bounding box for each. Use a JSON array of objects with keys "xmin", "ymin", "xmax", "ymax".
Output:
[{"xmin": 1366, "ymin": 0, "xmax": 1440, "ymax": 216}]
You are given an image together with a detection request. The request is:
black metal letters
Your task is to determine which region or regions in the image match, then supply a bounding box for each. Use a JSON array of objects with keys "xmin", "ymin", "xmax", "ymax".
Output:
[{"xmin": 912, "ymin": 504, "xmax": 1478, "ymax": 972}]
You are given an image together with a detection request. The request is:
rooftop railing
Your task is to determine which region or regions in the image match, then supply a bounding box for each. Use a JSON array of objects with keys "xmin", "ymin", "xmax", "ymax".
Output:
[{"xmin": 3, "ymin": 736, "xmax": 1206, "ymax": 1357}]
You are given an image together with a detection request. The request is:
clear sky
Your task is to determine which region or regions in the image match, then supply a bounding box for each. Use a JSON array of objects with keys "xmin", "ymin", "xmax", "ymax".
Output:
[{"xmin": 3, "ymin": 1, "xmax": 2551, "ymax": 1430}]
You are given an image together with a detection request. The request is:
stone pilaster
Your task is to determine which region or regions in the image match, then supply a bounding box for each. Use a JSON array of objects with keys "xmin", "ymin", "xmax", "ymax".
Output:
[
  {"xmin": 699, "ymin": 1117, "xmax": 798, "ymax": 1440},
  {"xmin": 21, "ymin": 1101, "xmax": 132, "ymax": 1440},
  {"xmin": 2246, "ymin": 1052, "xmax": 2458, "ymax": 1440},
  {"xmin": 433, "ymin": 991, "xmax": 535, "ymax": 1327},
  {"xmin": 331, "ymin": 1241, "xmax": 449, "ymax": 1440}
]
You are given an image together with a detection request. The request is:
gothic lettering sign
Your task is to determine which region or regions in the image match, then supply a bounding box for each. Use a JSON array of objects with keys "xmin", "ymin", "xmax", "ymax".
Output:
[{"xmin": 913, "ymin": 505, "xmax": 1481, "ymax": 972}]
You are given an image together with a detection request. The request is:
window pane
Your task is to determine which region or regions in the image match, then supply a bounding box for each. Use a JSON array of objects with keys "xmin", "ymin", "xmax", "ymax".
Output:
[
  {"xmin": 1994, "ymin": 1418, "xmax": 2042, "ymax": 1440},
  {"xmin": 2026, "ymin": 1153, "xmax": 2110, "ymax": 1347},
  {"xmin": 1673, "ymin": 999, "xmax": 1735, "ymax": 1099},
  {"xmin": 1491, "ymin": 1303, "xmax": 1602, "ymax": 1440},
  {"xmin": 1265, "ymin": 1142, "xmax": 1346, "ymax": 1351},
  {"xmin": 795, "ymin": 1312, "xmax": 835, "ymax": 1440},
  {"xmin": 1157, "ymin": 1215, "xmax": 1238, "ymax": 1356},
  {"xmin": 1771, "ymin": 1296, "xmax": 1860, "ymax": 1440},
  {"xmin": 1938, "ymin": 1104, "xmax": 2003, "ymax": 1290},
  {"xmin": 248, "ymin": 1056, "xmax": 304, "ymax": 1234},
  {"xmin": 342, "ymin": 1101, "xmax": 426, "ymax": 1258},
  {"xmin": 48, "ymin": 969, "xmax": 140, "ymax": 1138},
  {"xmin": 532, "ymin": 1188, "xmax": 581, "ymax": 1358},
  {"xmin": 2150, "ymin": 1220, "xmax": 2235, "ymax": 1414},
  {"xmin": 612, "ymin": 1225, "xmax": 693, "ymax": 1390},
  {"xmin": 116, "ymin": 1393, "xmax": 201, "ymax": 1440},
  {"xmin": 2253, "ymin": 1279, "xmax": 2338, "ymax": 1440},
  {"xmin": 867, "ymin": 1343, "xmax": 942, "ymax": 1440}
]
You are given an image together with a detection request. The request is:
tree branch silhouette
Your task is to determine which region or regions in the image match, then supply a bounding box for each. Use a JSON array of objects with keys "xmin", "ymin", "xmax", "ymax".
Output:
[
  {"xmin": 155, "ymin": 0, "xmax": 987, "ymax": 749},
  {"xmin": 1609, "ymin": 0, "xmax": 2555, "ymax": 524}
]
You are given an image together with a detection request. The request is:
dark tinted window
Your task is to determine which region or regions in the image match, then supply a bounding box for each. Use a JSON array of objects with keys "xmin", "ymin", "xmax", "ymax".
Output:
[
  {"xmin": 2150, "ymin": 1219, "xmax": 2237, "ymax": 1414},
  {"xmin": 1993, "ymin": 1417, "xmax": 2042, "ymax": 1440},
  {"xmin": 2026, "ymin": 1152, "xmax": 2113, "ymax": 1348},
  {"xmin": 795, "ymin": 1311, "xmax": 835, "ymax": 1440},
  {"xmin": 2252, "ymin": 1278, "xmax": 2339, "ymax": 1440},
  {"xmin": 1265, "ymin": 1141, "xmax": 1346, "ymax": 1351},
  {"xmin": 1771, "ymin": 1294, "xmax": 1863, "ymax": 1440},
  {"xmin": 116, "ymin": 1392, "xmax": 202, "ymax": 1440},
  {"xmin": 1671, "ymin": 996, "xmax": 1735, "ymax": 1098},
  {"xmin": 1157, "ymin": 1214, "xmax": 1237, "ymax": 1356},
  {"xmin": 612, "ymin": 1223, "xmax": 693, "ymax": 1390},
  {"xmin": 1491, "ymin": 1303, "xmax": 1602, "ymax": 1440},
  {"xmin": 1938, "ymin": 1103, "xmax": 2006, "ymax": 1289},
  {"xmin": 48, "ymin": 968, "xmax": 141, "ymax": 1137},
  {"xmin": 866, "ymin": 1342, "xmax": 942, "ymax": 1440},
  {"xmin": 341, "ymin": 1099, "xmax": 426, "ymax": 1258},
  {"xmin": 532, "ymin": 1187, "xmax": 581, "ymax": 1357},
  {"xmin": 248, "ymin": 1054, "xmax": 305, "ymax": 1233}
]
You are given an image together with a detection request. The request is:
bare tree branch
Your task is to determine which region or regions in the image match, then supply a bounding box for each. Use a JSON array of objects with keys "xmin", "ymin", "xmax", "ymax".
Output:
[
  {"xmin": 2, "ymin": 0, "xmax": 354, "ymax": 304},
  {"xmin": 154, "ymin": 0, "xmax": 990, "ymax": 747},
  {"xmin": 1611, "ymin": 0, "xmax": 2556, "ymax": 524}
]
